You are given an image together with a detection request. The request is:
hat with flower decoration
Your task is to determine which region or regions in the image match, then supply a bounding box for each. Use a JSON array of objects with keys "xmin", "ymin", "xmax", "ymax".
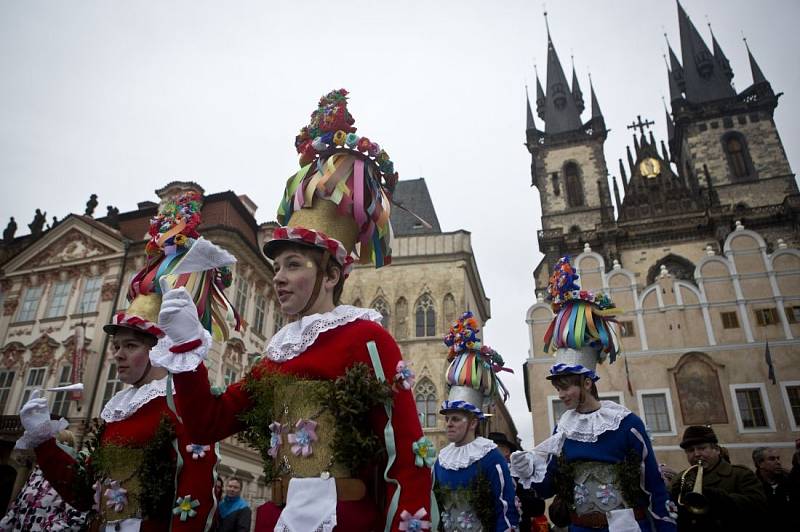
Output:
[
  {"xmin": 439, "ymin": 311, "xmax": 511, "ymax": 419},
  {"xmin": 104, "ymin": 184, "xmax": 241, "ymax": 340},
  {"xmin": 263, "ymin": 89, "xmax": 398, "ymax": 277},
  {"xmin": 542, "ymin": 256, "xmax": 620, "ymax": 382}
]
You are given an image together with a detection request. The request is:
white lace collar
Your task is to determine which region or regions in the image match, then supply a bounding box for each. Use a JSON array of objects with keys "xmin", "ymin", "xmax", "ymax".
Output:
[
  {"xmin": 437, "ymin": 436, "xmax": 497, "ymax": 471},
  {"xmin": 266, "ymin": 305, "xmax": 383, "ymax": 362},
  {"xmin": 555, "ymin": 400, "xmax": 631, "ymax": 443},
  {"xmin": 101, "ymin": 375, "xmax": 170, "ymax": 422}
]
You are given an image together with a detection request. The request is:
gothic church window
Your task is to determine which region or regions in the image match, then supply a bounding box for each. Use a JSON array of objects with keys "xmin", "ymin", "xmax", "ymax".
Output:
[
  {"xmin": 415, "ymin": 294, "xmax": 436, "ymax": 337},
  {"xmin": 722, "ymin": 132, "xmax": 753, "ymax": 179},
  {"xmin": 395, "ymin": 297, "xmax": 408, "ymax": 339},
  {"xmin": 443, "ymin": 294, "xmax": 457, "ymax": 328},
  {"xmin": 415, "ymin": 377, "xmax": 438, "ymax": 428},
  {"xmin": 564, "ymin": 162, "xmax": 584, "ymax": 207},
  {"xmin": 372, "ymin": 297, "xmax": 390, "ymax": 330}
]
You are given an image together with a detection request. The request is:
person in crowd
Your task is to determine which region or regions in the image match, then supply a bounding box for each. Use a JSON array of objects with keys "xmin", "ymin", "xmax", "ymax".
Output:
[
  {"xmin": 752, "ymin": 446, "xmax": 800, "ymax": 529},
  {"xmin": 669, "ymin": 425, "xmax": 766, "ymax": 531},
  {"xmin": 15, "ymin": 189, "xmax": 239, "ymax": 531},
  {"xmin": 433, "ymin": 312, "xmax": 519, "ymax": 531},
  {"xmin": 216, "ymin": 478, "xmax": 251, "ymax": 532},
  {"xmin": 0, "ymin": 431, "xmax": 87, "ymax": 531},
  {"xmin": 211, "ymin": 477, "xmax": 225, "ymax": 530},
  {"xmin": 510, "ymin": 257, "xmax": 676, "ymax": 531},
  {"xmin": 153, "ymin": 89, "xmax": 433, "ymax": 531},
  {"xmin": 488, "ymin": 432, "xmax": 547, "ymax": 532}
]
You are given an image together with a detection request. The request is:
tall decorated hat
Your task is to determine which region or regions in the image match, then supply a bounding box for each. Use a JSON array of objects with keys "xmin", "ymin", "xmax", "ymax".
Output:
[
  {"xmin": 262, "ymin": 89, "xmax": 397, "ymax": 275},
  {"xmin": 542, "ymin": 256, "xmax": 620, "ymax": 381},
  {"xmin": 439, "ymin": 311, "xmax": 511, "ymax": 419},
  {"xmin": 104, "ymin": 184, "xmax": 241, "ymax": 341}
]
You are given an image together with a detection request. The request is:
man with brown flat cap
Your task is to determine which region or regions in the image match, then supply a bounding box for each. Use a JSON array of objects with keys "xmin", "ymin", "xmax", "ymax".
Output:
[{"xmin": 670, "ymin": 426, "xmax": 766, "ymax": 531}]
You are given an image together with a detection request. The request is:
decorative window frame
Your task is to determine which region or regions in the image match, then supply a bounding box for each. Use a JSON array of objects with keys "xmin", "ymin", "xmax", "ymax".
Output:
[
  {"xmin": 779, "ymin": 380, "xmax": 800, "ymax": 432},
  {"xmin": 729, "ymin": 382, "xmax": 776, "ymax": 434},
  {"xmin": 636, "ymin": 388, "xmax": 678, "ymax": 437}
]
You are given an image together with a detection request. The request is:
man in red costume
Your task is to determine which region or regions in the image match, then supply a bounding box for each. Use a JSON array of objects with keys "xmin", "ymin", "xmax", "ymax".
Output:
[
  {"xmin": 153, "ymin": 89, "xmax": 435, "ymax": 531},
  {"xmin": 16, "ymin": 189, "xmax": 240, "ymax": 531}
]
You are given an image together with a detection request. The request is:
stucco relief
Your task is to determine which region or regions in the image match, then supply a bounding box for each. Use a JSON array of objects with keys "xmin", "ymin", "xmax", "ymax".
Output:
[
  {"xmin": 26, "ymin": 229, "xmax": 115, "ymax": 267},
  {"xmin": 671, "ymin": 352, "xmax": 728, "ymax": 425},
  {"xmin": 101, "ymin": 281, "xmax": 119, "ymax": 301},
  {"xmin": 3, "ymin": 298, "xmax": 18, "ymax": 316},
  {"xmin": 1, "ymin": 342, "xmax": 25, "ymax": 369},
  {"xmin": 27, "ymin": 334, "xmax": 60, "ymax": 369}
]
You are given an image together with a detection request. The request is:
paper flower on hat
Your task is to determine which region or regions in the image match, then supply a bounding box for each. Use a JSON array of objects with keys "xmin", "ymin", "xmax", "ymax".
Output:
[
  {"xmin": 186, "ymin": 443, "xmax": 210, "ymax": 460},
  {"xmin": 173, "ymin": 495, "xmax": 200, "ymax": 521},
  {"xmin": 412, "ymin": 436, "xmax": 436, "ymax": 468},
  {"xmin": 146, "ymin": 191, "xmax": 203, "ymax": 257},
  {"xmin": 268, "ymin": 421, "xmax": 284, "ymax": 458},
  {"xmin": 399, "ymin": 508, "xmax": 431, "ymax": 531},
  {"xmin": 288, "ymin": 419, "xmax": 318, "ymax": 457},
  {"xmin": 104, "ymin": 481, "xmax": 128, "ymax": 513},
  {"xmin": 443, "ymin": 311, "xmax": 482, "ymax": 360},
  {"xmin": 546, "ymin": 256, "xmax": 615, "ymax": 312},
  {"xmin": 393, "ymin": 360, "xmax": 416, "ymax": 391}
]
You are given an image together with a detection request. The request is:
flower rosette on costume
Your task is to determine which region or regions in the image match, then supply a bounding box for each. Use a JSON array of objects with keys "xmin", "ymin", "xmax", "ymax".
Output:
[
  {"xmin": 288, "ymin": 419, "xmax": 318, "ymax": 457},
  {"xmin": 103, "ymin": 481, "xmax": 128, "ymax": 513},
  {"xmin": 412, "ymin": 436, "xmax": 436, "ymax": 468},
  {"xmin": 394, "ymin": 360, "xmax": 416, "ymax": 391},
  {"xmin": 186, "ymin": 443, "xmax": 210, "ymax": 460},
  {"xmin": 172, "ymin": 495, "xmax": 200, "ymax": 521},
  {"xmin": 399, "ymin": 508, "xmax": 432, "ymax": 531}
]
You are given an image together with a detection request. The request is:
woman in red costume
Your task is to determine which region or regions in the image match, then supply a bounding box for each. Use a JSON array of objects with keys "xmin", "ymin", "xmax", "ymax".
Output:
[
  {"xmin": 16, "ymin": 188, "xmax": 241, "ymax": 531},
  {"xmin": 153, "ymin": 89, "xmax": 435, "ymax": 532}
]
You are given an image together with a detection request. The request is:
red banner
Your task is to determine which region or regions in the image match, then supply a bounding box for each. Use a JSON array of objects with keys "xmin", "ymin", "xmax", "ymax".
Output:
[{"xmin": 71, "ymin": 326, "xmax": 84, "ymax": 401}]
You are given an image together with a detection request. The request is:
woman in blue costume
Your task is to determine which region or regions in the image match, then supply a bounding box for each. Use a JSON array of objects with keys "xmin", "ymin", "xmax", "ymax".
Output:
[
  {"xmin": 433, "ymin": 312, "xmax": 519, "ymax": 532},
  {"xmin": 509, "ymin": 258, "xmax": 677, "ymax": 532}
]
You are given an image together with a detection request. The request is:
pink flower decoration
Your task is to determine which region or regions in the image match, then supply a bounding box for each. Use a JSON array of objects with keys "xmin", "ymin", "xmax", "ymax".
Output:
[
  {"xmin": 186, "ymin": 443, "xmax": 211, "ymax": 460},
  {"xmin": 268, "ymin": 421, "xmax": 284, "ymax": 458},
  {"xmin": 393, "ymin": 360, "xmax": 416, "ymax": 391},
  {"xmin": 104, "ymin": 480, "xmax": 128, "ymax": 513},
  {"xmin": 288, "ymin": 419, "xmax": 318, "ymax": 457},
  {"xmin": 399, "ymin": 508, "xmax": 431, "ymax": 531}
]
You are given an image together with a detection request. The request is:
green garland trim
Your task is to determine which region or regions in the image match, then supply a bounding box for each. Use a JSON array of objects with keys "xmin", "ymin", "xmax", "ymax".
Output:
[
  {"xmin": 73, "ymin": 419, "xmax": 105, "ymax": 513},
  {"xmin": 238, "ymin": 362, "xmax": 393, "ymax": 482},
  {"xmin": 434, "ymin": 472, "xmax": 495, "ymax": 531},
  {"xmin": 554, "ymin": 450, "xmax": 647, "ymax": 509}
]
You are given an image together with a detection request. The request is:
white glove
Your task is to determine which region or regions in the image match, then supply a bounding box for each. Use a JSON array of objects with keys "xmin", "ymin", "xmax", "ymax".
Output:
[
  {"xmin": 16, "ymin": 389, "xmax": 67, "ymax": 450},
  {"xmin": 159, "ymin": 287, "xmax": 205, "ymax": 346},
  {"xmin": 19, "ymin": 389, "xmax": 51, "ymax": 433},
  {"xmin": 510, "ymin": 450, "xmax": 535, "ymax": 480}
]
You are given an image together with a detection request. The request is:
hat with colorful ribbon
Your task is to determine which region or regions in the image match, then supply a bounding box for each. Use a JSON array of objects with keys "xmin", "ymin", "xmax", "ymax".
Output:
[
  {"xmin": 104, "ymin": 186, "xmax": 241, "ymax": 341},
  {"xmin": 542, "ymin": 256, "xmax": 620, "ymax": 381},
  {"xmin": 439, "ymin": 311, "xmax": 511, "ymax": 419},
  {"xmin": 263, "ymin": 89, "xmax": 397, "ymax": 275}
]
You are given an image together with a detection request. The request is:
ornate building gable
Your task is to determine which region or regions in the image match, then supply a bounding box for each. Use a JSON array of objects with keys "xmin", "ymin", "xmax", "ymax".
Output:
[
  {"xmin": 2, "ymin": 215, "xmax": 123, "ymax": 275},
  {"xmin": 26, "ymin": 334, "xmax": 60, "ymax": 370},
  {"xmin": 0, "ymin": 342, "xmax": 25, "ymax": 369}
]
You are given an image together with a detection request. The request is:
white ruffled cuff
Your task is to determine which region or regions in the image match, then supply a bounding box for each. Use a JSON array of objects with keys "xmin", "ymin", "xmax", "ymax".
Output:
[
  {"xmin": 150, "ymin": 329, "xmax": 212, "ymax": 373},
  {"xmin": 510, "ymin": 450, "xmax": 550, "ymax": 489},
  {"xmin": 15, "ymin": 418, "xmax": 69, "ymax": 450}
]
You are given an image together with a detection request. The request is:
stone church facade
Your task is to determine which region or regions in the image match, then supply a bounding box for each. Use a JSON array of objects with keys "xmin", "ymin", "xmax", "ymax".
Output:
[
  {"xmin": 342, "ymin": 178, "xmax": 518, "ymax": 450},
  {"xmin": 523, "ymin": 3, "xmax": 799, "ymax": 470}
]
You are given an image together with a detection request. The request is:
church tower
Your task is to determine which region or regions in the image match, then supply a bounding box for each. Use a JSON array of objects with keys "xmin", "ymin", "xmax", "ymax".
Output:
[
  {"xmin": 526, "ymin": 22, "xmax": 613, "ymax": 284},
  {"xmin": 667, "ymin": 2, "xmax": 797, "ymax": 209}
]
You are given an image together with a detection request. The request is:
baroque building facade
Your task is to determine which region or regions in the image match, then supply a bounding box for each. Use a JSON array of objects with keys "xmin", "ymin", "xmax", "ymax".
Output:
[
  {"xmin": 523, "ymin": 3, "xmax": 800, "ymax": 471},
  {"xmin": 0, "ymin": 182, "xmax": 277, "ymax": 506},
  {"xmin": 342, "ymin": 178, "xmax": 518, "ymax": 450}
]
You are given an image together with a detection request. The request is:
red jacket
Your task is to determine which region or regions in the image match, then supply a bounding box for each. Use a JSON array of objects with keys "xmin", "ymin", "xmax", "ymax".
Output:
[
  {"xmin": 36, "ymin": 395, "xmax": 217, "ymax": 531},
  {"xmin": 174, "ymin": 318, "xmax": 433, "ymax": 531}
]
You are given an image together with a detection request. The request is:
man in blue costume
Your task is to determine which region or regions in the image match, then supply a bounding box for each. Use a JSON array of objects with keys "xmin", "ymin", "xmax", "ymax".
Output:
[
  {"xmin": 510, "ymin": 257, "xmax": 677, "ymax": 532},
  {"xmin": 433, "ymin": 312, "xmax": 519, "ymax": 532}
]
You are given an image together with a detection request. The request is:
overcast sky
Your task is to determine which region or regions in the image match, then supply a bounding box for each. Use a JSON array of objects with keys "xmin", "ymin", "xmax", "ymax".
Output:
[{"xmin": 2, "ymin": 0, "xmax": 798, "ymax": 447}]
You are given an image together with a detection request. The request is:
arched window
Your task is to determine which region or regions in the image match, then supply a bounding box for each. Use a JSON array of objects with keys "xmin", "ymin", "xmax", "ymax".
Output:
[
  {"xmin": 722, "ymin": 133, "xmax": 753, "ymax": 179},
  {"xmin": 443, "ymin": 293, "xmax": 457, "ymax": 328},
  {"xmin": 372, "ymin": 297, "xmax": 390, "ymax": 330},
  {"xmin": 415, "ymin": 377, "xmax": 438, "ymax": 428},
  {"xmin": 564, "ymin": 162, "xmax": 584, "ymax": 207},
  {"xmin": 415, "ymin": 294, "xmax": 436, "ymax": 337},
  {"xmin": 395, "ymin": 297, "xmax": 408, "ymax": 339}
]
